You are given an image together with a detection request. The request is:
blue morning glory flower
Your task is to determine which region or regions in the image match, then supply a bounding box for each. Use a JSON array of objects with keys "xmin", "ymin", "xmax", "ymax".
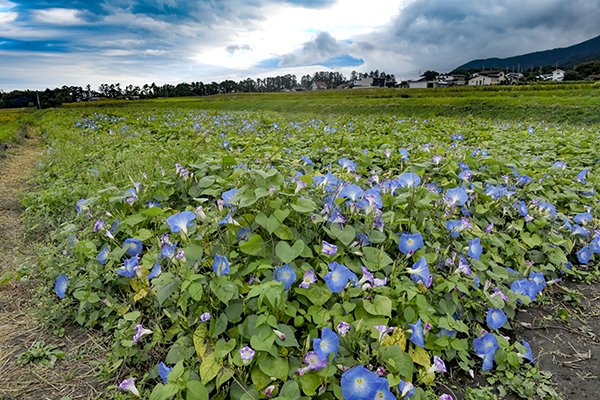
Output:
[
  {"xmin": 321, "ymin": 240, "xmax": 338, "ymax": 256},
  {"xmin": 468, "ymin": 237, "xmax": 483, "ymax": 260},
  {"xmin": 589, "ymin": 236, "xmax": 600, "ymax": 253},
  {"xmin": 398, "ymin": 380, "xmax": 415, "ymax": 399},
  {"xmin": 324, "ymin": 262, "xmax": 358, "ymax": 293},
  {"xmin": 166, "ymin": 210, "xmax": 196, "ymax": 234},
  {"xmin": 486, "ymin": 308, "xmax": 508, "ymax": 330},
  {"xmin": 516, "ymin": 201, "xmax": 529, "ymax": 217},
  {"xmin": 338, "ymin": 158, "xmax": 357, "ymax": 172},
  {"xmin": 398, "ymin": 148, "xmax": 410, "ymax": 160},
  {"xmin": 313, "ymin": 327, "xmax": 339, "ymax": 361},
  {"xmin": 407, "ymin": 257, "xmax": 432, "ymax": 287},
  {"xmin": 537, "ymin": 201, "xmax": 556, "ymax": 218},
  {"xmin": 444, "ymin": 187, "xmax": 468, "ymax": 207},
  {"xmin": 122, "ymin": 238, "xmax": 143, "ymax": 257},
  {"xmin": 221, "ymin": 188, "xmax": 238, "ymax": 206},
  {"xmin": 159, "ymin": 242, "xmax": 177, "ymax": 260},
  {"xmin": 398, "ymin": 172, "xmax": 421, "ymax": 188},
  {"xmin": 574, "ymin": 212, "xmax": 592, "ymax": 225},
  {"xmin": 75, "ymin": 198, "xmax": 87, "ymax": 215},
  {"xmin": 339, "ymin": 184, "xmax": 364, "ymax": 202},
  {"xmin": 458, "ymin": 161, "xmax": 470, "ymax": 171},
  {"xmin": 313, "ymin": 172, "xmax": 340, "ymax": 192},
  {"xmin": 158, "ymin": 362, "xmax": 172, "ymax": 384},
  {"xmin": 124, "ymin": 188, "xmax": 137, "ymax": 205},
  {"xmin": 373, "ymin": 378, "xmax": 395, "ymax": 400},
  {"xmin": 398, "ymin": 232, "xmax": 424, "ymax": 255},
  {"xmin": 511, "ymin": 279, "xmax": 538, "ymax": 301},
  {"xmin": 273, "ymin": 264, "xmax": 297, "ymax": 290},
  {"xmin": 458, "ymin": 170, "xmax": 472, "ymax": 181},
  {"xmin": 54, "ymin": 273, "xmax": 69, "ymax": 299},
  {"xmin": 301, "ymin": 155, "xmax": 314, "ymax": 165},
  {"xmin": 118, "ymin": 257, "xmax": 139, "ymax": 278},
  {"xmin": 148, "ymin": 262, "xmax": 161, "ymax": 280},
  {"xmin": 96, "ymin": 245, "xmax": 109, "ymax": 265},
  {"xmin": 520, "ymin": 340, "xmax": 534, "ymax": 363},
  {"xmin": 577, "ymin": 247, "xmax": 592, "ymax": 264},
  {"xmin": 409, "ymin": 318, "xmax": 425, "ymax": 347},
  {"xmin": 357, "ymin": 188, "xmax": 382, "ymax": 213},
  {"xmin": 473, "ymin": 332, "xmax": 499, "ymax": 371},
  {"xmin": 529, "ymin": 272, "xmax": 546, "ymax": 292},
  {"xmin": 516, "ymin": 175, "xmax": 533, "ymax": 186},
  {"xmin": 552, "ymin": 161, "xmax": 566, "ymax": 169},
  {"xmin": 340, "ymin": 365, "xmax": 380, "ymax": 400},
  {"xmin": 212, "ymin": 255, "xmax": 230, "ymax": 276},
  {"xmin": 446, "ymin": 220, "xmax": 463, "ymax": 238},
  {"xmin": 576, "ymin": 169, "xmax": 588, "ymax": 184}
]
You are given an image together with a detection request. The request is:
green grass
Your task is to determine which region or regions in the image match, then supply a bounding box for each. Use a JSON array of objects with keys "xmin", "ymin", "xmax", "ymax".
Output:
[
  {"xmin": 64, "ymin": 83, "xmax": 600, "ymax": 124},
  {"xmin": 0, "ymin": 108, "xmax": 34, "ymax": 147}
]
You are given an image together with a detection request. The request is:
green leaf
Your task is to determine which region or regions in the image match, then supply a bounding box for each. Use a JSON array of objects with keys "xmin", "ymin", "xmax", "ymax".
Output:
[
  {"xmin": 379, "ymin": 345, "xmax": 414, "ymax": 378},
  {"xmin": 216, "ymin": 368, "xmax": 235, "ymax": 389},
  {"xmin": 186, "ymin": 381, "xmax": 209, "ymax": 400},
  {"xmin": 240, "ymin": 234, "xmax": 265, "ymax": 256},
  {"xmin": 299, "ymin": 284, "xmax": 331, "ymax": 306},
  {"xmin": 363, "ymin": 295, "xmax": 392, "ymax": 317},
  {"xmin": 199, "ymin": 353, "xmax": 221, "ymax": 384},
  {"xmin": 281, "ymin": 381, "xmax": 301, "ymax": 400},
  {"xmin": 274, "ymin": 324, "xmax": 299, "ymax": 347},
  {"xmin": 330, "ymin": 223, "xmax": 356, "ymax": 246},
  {"xmin": 258, "ymin": 354, "xmax": 289, "ymax": 381},
  {"xmin": 291, "ymin": 198, "xmax": 316, "ymax": 213},
  {"xmin": 149, "ymin": 383, "xmax": 178, "ymax": 400},
  {"xmin": 361, "ymin": 247, "xmax": 393, "ymax": 271},
  {"xmin": 210, "ymin": 279, "xmax": 238, "ymax": 305},
  {"xmin": 193, "ymin": 324, "xmax": 209, "ymax": 358},
  {"xmin": 187, "ymin": 282, "xmax": 203, "ymax": 301},
  {"xmin": 275, "ymin": 240, "xmax": 305, "ymax": 263},
  {"xmin": 154, "ymin": 273, "xmax": 180, "ymax": 306},
  {"xmin": 123, "ymin": 311, "xmax": 140, "ymax": 321},
  {"xmin": 299, "ymin": 374, "xmax": 321, "ymax": 396}
]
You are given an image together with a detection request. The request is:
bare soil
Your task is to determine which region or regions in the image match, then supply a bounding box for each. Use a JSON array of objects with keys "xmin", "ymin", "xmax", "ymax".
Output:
[{"xmin": 0, "ymin": 138, "xmax": 106, "ymax": 400}]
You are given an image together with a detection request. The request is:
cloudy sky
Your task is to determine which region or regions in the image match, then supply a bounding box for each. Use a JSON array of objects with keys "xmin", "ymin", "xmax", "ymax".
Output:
[{"xmin": 1, "ymin": 0, "xmax": 600, "ymax": 90}]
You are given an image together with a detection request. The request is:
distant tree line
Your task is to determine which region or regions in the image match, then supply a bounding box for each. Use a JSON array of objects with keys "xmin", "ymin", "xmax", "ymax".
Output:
[{"xmin": 0, "ymin": 69, "xmax": 395, "ymax": 109}]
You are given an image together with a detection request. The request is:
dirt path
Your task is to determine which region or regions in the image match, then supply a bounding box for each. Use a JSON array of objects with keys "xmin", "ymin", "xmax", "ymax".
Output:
[{"xmin": 0, "ymin": 138, "xmax": 105, "ymax": 400}]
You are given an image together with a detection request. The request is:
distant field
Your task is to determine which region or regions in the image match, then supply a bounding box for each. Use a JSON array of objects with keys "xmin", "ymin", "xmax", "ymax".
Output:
[
  {"xmin": 0, "ymin": 108, "xmax": 29, "ymax": 146},
  {"xmin": 64, "ymin": 83, "xmax": 600, "ymax": 124}
]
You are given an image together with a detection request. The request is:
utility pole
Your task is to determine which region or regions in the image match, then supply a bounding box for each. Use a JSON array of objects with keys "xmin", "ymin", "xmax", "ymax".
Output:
[{"xmin": 36, "ymin": 91, "xmax": 41, "ymax": 109}]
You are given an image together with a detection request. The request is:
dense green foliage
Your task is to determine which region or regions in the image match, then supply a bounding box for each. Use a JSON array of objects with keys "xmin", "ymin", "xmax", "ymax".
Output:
[{"xmin": 22, "ymin": 103, "xmax": 598, "ymax": 399}]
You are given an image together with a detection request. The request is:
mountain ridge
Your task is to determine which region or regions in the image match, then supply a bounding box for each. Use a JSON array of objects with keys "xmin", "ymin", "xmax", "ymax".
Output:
[{"xmin": 454, "ymin": 34, "xmax": 600, "ymax": 72}]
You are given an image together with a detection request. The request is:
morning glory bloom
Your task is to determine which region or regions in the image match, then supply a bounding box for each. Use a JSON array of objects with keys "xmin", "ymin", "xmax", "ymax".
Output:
[
  {"xmin": 590, "ymin": 236, "xmax": 600, "ymax": 253},
  {"xmin": 147, "ymin": 262, "xmax": 161, "ymax": 280},
  {"xmin": 200, "ymin": 312, "xmax": 211, "ymax": 322},
  {"xmin": 458, "ymin": 170, "xmax": 472, "ymax": 181},
  {"xmin": 511, "ymin": 279, "xmax": 538, "ymax": 301},
  {"xmin": 398, "ymin": 232, "xmax": 424, "ymax": 255},
  {"xmin": 75, "ymin": 198, "xmax": 87, "ymax": 215},
  {"xmin": 301, "ymin": 155, "xmax": 314, "ymax": 165},
  {"xmin": 473, "ymin": 332, "xmax": 499, "ymax": 371},
  {"xmin": 552, "ymin": 161, "xmax": 566, "ymax": 169},
  {"xmin": 429, "ymin": 356, "xmax": 447, "ymax": 374},
  {"xmin": 468, "ymin": 237, "xmax": 483, "ymax": 260},
  {"xmin": 313, "ymin": 172, "xmax": 340, "ymax": 192},
  {"xmin": 516, "ymin": 175, "xmax": 533, "ymax": 186},
  {"xmin": 159, "ymin": 242, "xmax": 177, "ymax": 259},
  {"xmin": 158, "ymin": 362, "xmax": 172, "ymax": 384},
  {"xmin": 516, "ymin": 201, "xmax": 529, "ymax": 217},
  {"xmin": 175, "ymin": 162, "xmax": 190, "ymax": 178},
  {"xmin": 338, "ymin": 157, "xmax": 357, "ymax": 172},
  {"xmin": 96, "ymin": 245, "xmax": 109, "ymax": 265},
  {"xmin": 324, "ymin": 262, "xmax": 358, "ymax": 293},
  {"xmin": 398, "ymin": 172, "xmax": 421, "ymax": 188},
  {"xmin": 313, "ymin": 327, "xmax": 339, "ymax": 361},
  {"xmin": 321, "ymin": 240, "xmax": 338, "ymax": 256},
  {"xmin": 300, "ymin": 351, "xmax": 328, "ymax": 373},
  {"xmin": 432, "ymin": 155, "xmax": 443, "ymax": 165},
  {"xmin": 166, "ymin": 210, "xmax": 196, "ymax": 234},
  {"xmin": 574, "ymin": 212, "xmax": 592, "ymax": 225},
  {"xmin": 212, "ymin": 255, "xmax": 230, "ymax": 276},
  {"xmin": 444, "ymin": 187, "xmax": 468, "ymax": 207},
  {"xmin": 93, "ymin": 219, "xmax": 105, "ymax": 233},
  {"xmin": 576, "ymin": 169, "xmax": 588, "ymax": 184},
  {"xmin": 439, "ymin": 395, "xmax": 453, "ymax": 400},
  {"xmin": 273, "ymin": 264, "xmax": 297, "ymax": 290},
  {"xmin": 407, "ymin": 257, "xmax": 432, "ymax": 288},
  {"xmin": 240, "ymin": 346, "xmax": 255, "ymax": 364},
  {"xmin": 299, "ymin": 269, "xmax": 317, "ymax": 288},
  {"xmin": 519, "ymin": 340, "xmax": 534, "ymax": 363},
  {"xmin": 398, "ymin": 380, "xmax": 415, "ymax": 398},
  {"xmin": 337, "ymin": 321, "xmax": 350, "ymax": 336},
  {"xmin": 118, "ymin": 257, "xmax": 139, "ymax": 278},
  {"xmin": 124, "ymin": 188, "xmax": 138, "ymax": 205},
  {"xmin": 537, "ymin": 201, "xmax": 556, "ymax": 218},
  {"xmin": 577, "ymin": 247, "xmax": 592, "ymax": 264},
  {"xmin": 398, "ymin": 148, "xmax": 410, "ymax": 160},
  {"xmin": 118, "ymin": 378, "xmax": 140, "ymax": 397},
  {"xmin": 133, "ymin": 324, "xmax": 153, "ymax": 343},
  {"xmin": 409, "ymin": 318, "xmax": 425, "ymax": 347},
  {"xmin": 123, "ymin": 238, "xmax": 143, "ymax": 256},
  {"xmin": 339, "ymin": 184, "xmax": 364, "ymax": 202},
  {"xmin": 221, "ymin": 188, "xmax": 238, "ymax": 206},
  {"xmin": 486, "ymin": 308, "xmax": 508, "ymax": 330},
  {"xmin": 54, "ymin": 273, "xmax": 69, "ymax": 299},
  {"xmin": 341, "ymin": 365, "xmax": 380, "ymax": 400},
  {"xmin": 373, "ymin": 378, "xmax": 395, "ymax": 400}
]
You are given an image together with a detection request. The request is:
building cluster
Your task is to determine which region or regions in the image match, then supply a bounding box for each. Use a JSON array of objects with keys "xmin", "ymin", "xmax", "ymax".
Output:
[{"xmin": 407, "ymin": 69, "xmax": 565, "ymax": 89}]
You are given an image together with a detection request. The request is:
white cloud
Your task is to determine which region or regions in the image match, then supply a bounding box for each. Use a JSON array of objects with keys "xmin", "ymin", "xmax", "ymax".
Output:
[
  {"xmin": 32, "ymin": 8, "xmax": 86, "ymax": 25},
  {"xmin": 0, "ymin": 10, "xmax": 16, "ymax": 24}
]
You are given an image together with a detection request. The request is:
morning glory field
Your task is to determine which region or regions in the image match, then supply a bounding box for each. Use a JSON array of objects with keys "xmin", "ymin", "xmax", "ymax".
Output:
[{"xmin": 0, "ymin": 85, "xmax": 598, "ymax": 400}]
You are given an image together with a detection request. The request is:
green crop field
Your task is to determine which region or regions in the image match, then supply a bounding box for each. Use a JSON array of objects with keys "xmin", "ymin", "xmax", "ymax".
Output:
[{"xmin": 7, "ymin": 86, "xmax": 600, "ymax": 399}]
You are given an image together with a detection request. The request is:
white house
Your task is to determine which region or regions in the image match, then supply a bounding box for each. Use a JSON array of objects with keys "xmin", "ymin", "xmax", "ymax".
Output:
[
  {"xmin": 311, "ymin": 81, "xmax": 328, "ymax": 90},
  {"xmin": 408, "ymin": 77, "xmax": 436, "ymax": 89},
  {"xmin": 552, "ymin": 69, "xmax": 565, "ymax": 81},
  {"xmin": 468, "ymin": 70, "xmax": 507, "ymax": 86},
  {"xmin": 352, "ymin": 77, "xmax": 374, "ymax": 88}
]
